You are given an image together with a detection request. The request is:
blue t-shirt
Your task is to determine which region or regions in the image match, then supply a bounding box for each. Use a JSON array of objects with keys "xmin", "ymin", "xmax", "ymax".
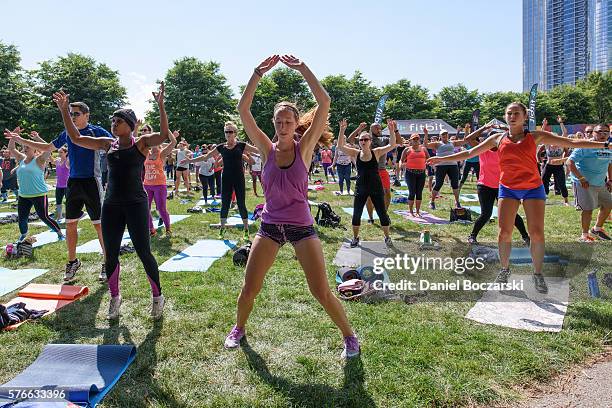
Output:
[
  {"xmin": 569, "ymin": 148, "xmax": 611, "ymax": 186},
  {"xmin": 52, "ymin": 124, "xmax": 112, "ymax": 179}
]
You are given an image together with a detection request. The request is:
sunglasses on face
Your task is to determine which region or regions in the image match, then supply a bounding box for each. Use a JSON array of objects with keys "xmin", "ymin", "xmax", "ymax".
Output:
[
  {"xmin": 585, "ymin": 130, "xmax": 593, "ymax": 133},
  {"xmin": 359, "ymin": 138, "xmax": 370, "ymax": 142},
  {"xmin": 224, "ymin": 130, "xmax": 235, "ymax": 134},
  {"xmin": 70, "ymin": 112, "xmax": 82, "ymax": 117}
]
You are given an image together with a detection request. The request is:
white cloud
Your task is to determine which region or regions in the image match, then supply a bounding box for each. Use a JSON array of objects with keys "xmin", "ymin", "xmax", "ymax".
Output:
[{"xmin": 122, "ymin": 72, "xmax": 157, "ymax": 120}]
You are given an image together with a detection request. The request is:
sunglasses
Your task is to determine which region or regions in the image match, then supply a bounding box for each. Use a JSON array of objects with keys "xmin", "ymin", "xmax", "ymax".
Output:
[
  {"xmin": 585, "ymin": 130, "xmax": 593, "ymax": 133},
  {"xmin": 359, "ymin": 138, "xmax": 371, "ymax": 142},
  {"xmin": 141, "ymin": 128, "xmax": 151, "ymax": 132},
  {"xmin": 70, "ymin": 112, "xmax": 83, "ymax": 117},
  {"xmin": 224, "ymin": 130, "xmax": 235, "ymax": 134}
]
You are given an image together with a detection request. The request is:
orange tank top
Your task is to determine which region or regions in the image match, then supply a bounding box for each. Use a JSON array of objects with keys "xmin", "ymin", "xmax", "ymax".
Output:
[
  {"xmin": 144, "ymin": 154, "xmax": 166, "ymax": 186},
  {"xmin": 403, "ymin": 148, "xmax": 426, "ymax": 170},
  {"xmin": 498, "ymin": 132, "xmax": 542, "ymax": 190}
]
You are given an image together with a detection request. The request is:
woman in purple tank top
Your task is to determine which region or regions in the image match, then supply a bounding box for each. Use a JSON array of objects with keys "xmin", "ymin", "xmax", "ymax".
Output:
[
  {"xmin": 55, "ymin": 146, "xmax": 70, "ymax": 220},
  {"xmin": 224, "ymin": 55, "xmax": 359, "ymax": 359}
]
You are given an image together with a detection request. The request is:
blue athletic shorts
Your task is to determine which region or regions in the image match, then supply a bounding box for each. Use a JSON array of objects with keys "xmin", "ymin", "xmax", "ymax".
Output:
[{"xmin": 498, "ymin": 184, "xmax": 546, "ymax": 201}]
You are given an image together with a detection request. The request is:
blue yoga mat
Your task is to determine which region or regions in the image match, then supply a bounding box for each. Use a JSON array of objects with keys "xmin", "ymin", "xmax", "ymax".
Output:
[
  {"xmin": 0, "ymin": 267, "xmax": 48, "ymax": 297},
  {"xmin": 0, "ymin": 344, "xmax": 136, "ymax": 407},
  {"xmin": 509, "ymin": 247, "xmax": 562, "ymax": 264},
  {"xmin": 342, "ymin": 207, "xmax": 380, "ymax": 220}
]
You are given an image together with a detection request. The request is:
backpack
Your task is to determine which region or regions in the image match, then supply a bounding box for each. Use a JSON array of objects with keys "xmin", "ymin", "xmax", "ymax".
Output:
[
  {"xmin": 233, "ymin": 242, "xmax": 252, "ymax": 266},
  {"xmin": 315, "ymin": 202, "xmax": 342, "ymax": 229},
  {"xmin": 17, "ymin": 241, "xmax": 33, "ymax": 257},
  {"xmin": 450, "ymin": 207, "xmax": 472, "ymax": 222}
]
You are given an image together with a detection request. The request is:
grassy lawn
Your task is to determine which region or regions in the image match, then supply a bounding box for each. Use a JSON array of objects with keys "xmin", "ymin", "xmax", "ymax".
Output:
[{"xmin": 0, "ymin": 174, "xmax": 610, "ymax": 408}]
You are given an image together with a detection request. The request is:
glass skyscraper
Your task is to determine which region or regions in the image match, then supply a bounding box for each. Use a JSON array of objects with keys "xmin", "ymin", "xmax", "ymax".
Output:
[{"xmin": 523, "ymin": 0, "xmax": 611, "ymax": 92}]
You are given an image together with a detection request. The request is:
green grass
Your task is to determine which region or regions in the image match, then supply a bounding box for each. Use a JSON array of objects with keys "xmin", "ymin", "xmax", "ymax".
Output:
[{"xmin": 0, "ymin": 175, "xmax": 610, "ymax": 408}]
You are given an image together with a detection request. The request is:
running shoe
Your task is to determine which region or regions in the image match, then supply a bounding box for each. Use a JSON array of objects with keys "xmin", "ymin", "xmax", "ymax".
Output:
[
  {"xmin": 99, "ymin": 263, "xmax": 107, "ymax": 282},
  {"xmin": 150, "ymin": 229, "xmax": 157, "ymax": 237},
  {"xmin": 494, "ymin": 268, "xmax": 511, "ymax": 284},
  {"xmin": 224, "ymin": 325, "xmax": 245, "ymax": 349},
  {"xmin": 578, "ymin": 235, "xmax": 597, "ymax": 243},
  {"xmin": 218, "ymin": 228, "xmax": 226, "ymax": 239},
  {"xmin": 165, "ymin": 229, "xmax": 172, "ymax": 238},
  {"xmin": 341, "ymin": 335, "xmax": 360, "ymax": 359},
  {"xmin": 64, "ymin": 259, "xmax": 81, "ymax": 282},
  {"xmin": 590, "ymin": 228, "xmax": 611, "ymax": 240},
  {"xmin": 151, "ymin": 294, "xmax": 165, "ymax": 319},
  {"xmin": 522, "ymin": 236, "xmax": 531, "ymax": 247},
  {"xmin": 108, "ymin": 295, "xmax": 122, "ymax": 319},
  {"xmin": 243, "ymin": 229, "xmax": 249, "ymax": 240},
  {"xmin": 467, "ymin": 235, "xmax": 478, "ymax": 245},
  {"xmin": 533, "ymin": 273, "xmax": 548, "ymax": 294},
  {"xmin": 384, "ymin": 236, "xmax": 393, "ymax": 247},
  {"xmin": 350, "ymin": 237, "xmax": 360, "ymax": 248},
  {"xmin": 429, "ymin": 202, "xmax": 436, "ymax": 210},
  {"xmin": 367, "ymin": 219, "xmax": 375, "ymax": 225}
]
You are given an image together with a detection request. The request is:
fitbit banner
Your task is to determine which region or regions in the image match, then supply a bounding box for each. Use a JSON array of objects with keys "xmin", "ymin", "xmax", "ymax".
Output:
[
  {"xmin": 381, "ymin": 119, "xmax": 458, "ymax": 136},
  {"xmin": 373, "ymin": 94, "xmax": 389, "ymax": 124},
  {"xmin": 470, "ymin": 109, "xmax": 480, "ymax": 133},
  {"xmin": 528, "ymin": 83, "xmax": 538, "ymax": 131}
]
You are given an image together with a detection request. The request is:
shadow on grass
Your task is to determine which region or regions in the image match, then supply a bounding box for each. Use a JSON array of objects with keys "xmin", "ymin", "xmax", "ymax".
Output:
[{"xmin": 241, "ymin": 339, "xmax": 376, "ymax": 408}]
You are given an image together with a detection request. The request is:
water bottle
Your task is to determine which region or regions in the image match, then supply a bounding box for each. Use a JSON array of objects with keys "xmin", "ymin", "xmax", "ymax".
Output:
[
  {"xmin": 420, "ymin": 230, "xmax": 431, "ymax": 244},
  {"xmin": 587, "ymin": 271, "xmax": 601, "ymax": 298}
]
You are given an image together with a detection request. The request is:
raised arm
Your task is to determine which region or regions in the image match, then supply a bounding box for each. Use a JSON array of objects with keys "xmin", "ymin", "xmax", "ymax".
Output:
[
  {"xmin": 347, "ymin": 122, "xmax": 367, "ymax": 144},
  {"xmin": 282, "ymin": 56, "xmax": 331, "ymax": 159},
  {"xmin": 373, "ymin": 119, "xmax": 398, "ymax": 159},
  {"xmin": 140, "ymin": 82, "xmax": 170, "ymax": 148},
  {"xmin": 243, "ymin": 143, "xmax": 261, "ymax": 155},
  {"xmin": 237, "ymin": 56, "xmax": 279, "ymax": 158},
  {"xmin": 183, "ymin": 147, "xmax": 217, "ymax": 164},
  {"xmin": 160, "ymin": 130, "xmax": 179, "ymax": 158},
  {"xmin": 557, "ymin": 116, "xmax": 568, "ymax": 138},
  {"xmin": 426, "ymin": 133, "xmax": 498, "ymax": 165},
  {"xmin": 463, "ymin": 124, "xmax": 494, "ymax": 145},
  {"xmin": 533, "ymin": 130, "xmax": 609, "ymax": 149},
  {"xmin": 336, "ymin": 119, "xmax": 360, "ymax": 158},
  {"xmin": 6, "ymin": 128, "xmax": 55, "ymax": 152},
  {"xmin": 422, "ymin": 128, "xmax": 440, "ymax": 149},
  {"xmin": 52, "ymin": 91, "xmax": 113, "ymax": 151},
  {"xmin": 5, "ymin": 132, "xmax": 26, "ymax": 162}
]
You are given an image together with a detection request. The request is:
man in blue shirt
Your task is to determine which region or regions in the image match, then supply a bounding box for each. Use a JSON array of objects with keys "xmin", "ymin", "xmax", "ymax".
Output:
[
  {"xmin": 14, "ymin": 101, "xmax": 112, "ymax": 281},
  {"xmin": 567, "ymin": 124, "xmax": 612, "ymax": 241}
]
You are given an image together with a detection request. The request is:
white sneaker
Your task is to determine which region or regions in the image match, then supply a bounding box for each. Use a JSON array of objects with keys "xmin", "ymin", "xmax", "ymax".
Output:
[
  {"xmin": 151, "ymin": 295, "xmax": 165, "ymax": 319},
  {"xmin": 108, "ymin": 295, "xmax": 122, "ymax": 319},
  {"xmin": 98, "ymin": 263, "xmax": 107, "ymax": 282}
]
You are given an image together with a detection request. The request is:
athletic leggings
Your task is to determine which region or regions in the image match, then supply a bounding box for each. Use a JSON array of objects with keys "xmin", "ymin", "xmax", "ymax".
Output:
[
  {"xmin": 336, "ymin": 164, "xmax": 352, "ymax": 193},
  {"xmin": 55, "ymin": 187, "xmax": 66, "ymax": 206},
  {"xmin": 17, "ymin": 195, "xmax": 62, "ymax": 237},
  {"xmin": 460, "ymin": 162, "xmax": 480, "ymax": 185},
  {"xmin": 352, "ymin": 193, "xmax": 390, "ymax": 226},
  {"xmin": 220, "ymin": 174, "xmax": 248, "ymax": 219},
  {"xmin": 199, "ymin": 173, "xmax": 216, "ymax": 198},
  {"xmin": 404, "ymin": 169, "xmax": 426, "ymax": 201},
  {"xmin": 471, "ymin": 184, "xmax": 529, "ymax": 239},
  {"xmin": 144, "ymin": 185, "xmax": 171, "ymax": 231},
  {"xmin": 542, "ymin": 164, "xmax": 568, "ymax": 198},
  {"xmin": 102, "ymin": 201, "xmax": 161, "ymax": 298},
  {"xmin": 433, "ymin": 164, "xmax": 460, "ymax": 191},
  {"xmin": 214, "ymin": 171, "xmax": 222, "ymax": 196}
]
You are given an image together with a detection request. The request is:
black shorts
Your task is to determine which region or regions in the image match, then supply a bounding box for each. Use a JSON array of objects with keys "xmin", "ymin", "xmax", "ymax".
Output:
[
  {"xmin": 176, "ymin": 166, "xmax": 188, "ymax": 172},
  {"xmin": 257, "ymin": 222, "xmax": 317, "ymax": 247},
  {"xmin": 1, "ymin": 177, "xmax": 18, "ymax": 193},
  {"xmin": 65, "ymin": 177, "xmax": 103, "ymax": 223},
  {"xmin": 426, "ymin": 165, "xmax": 435, "ymax": 177}
]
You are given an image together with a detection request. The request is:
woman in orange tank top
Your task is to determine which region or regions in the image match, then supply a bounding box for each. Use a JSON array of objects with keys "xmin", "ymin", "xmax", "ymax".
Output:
[
  {"xmin": 427, "ymin": 102, "xmax": 609, "ymax": 294},
  {"xmin": 144, "ymin": 128, "xmax": 177, "ymax": 236},
  {"xmin": 400, "ymin": 134, "xmax": 429, "ymax": 216}
]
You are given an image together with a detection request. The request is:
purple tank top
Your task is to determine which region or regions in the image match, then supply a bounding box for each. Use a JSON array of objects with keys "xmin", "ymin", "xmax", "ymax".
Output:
[
  {"xmin": 55, "ymin": 158, "xmax": 69, "ymax": 188},
  {"xmin": 261, "ymin": 141, "xmax": 314, "ymax": 226}
]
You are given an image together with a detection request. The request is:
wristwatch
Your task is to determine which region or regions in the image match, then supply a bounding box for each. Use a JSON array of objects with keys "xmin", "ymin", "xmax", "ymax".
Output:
[{"xmin": 604, "ymin": 141, "xmax": 610, "ymax": 148}]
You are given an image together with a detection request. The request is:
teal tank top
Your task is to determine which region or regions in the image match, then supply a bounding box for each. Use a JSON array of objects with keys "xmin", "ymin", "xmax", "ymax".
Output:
[{"xmin": 16, "ymin": 158, "xmax": 48, "ymax": 197}]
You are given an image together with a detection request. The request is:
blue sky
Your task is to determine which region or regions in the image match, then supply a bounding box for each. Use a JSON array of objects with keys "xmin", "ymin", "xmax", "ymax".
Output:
[{"xmin": 2, "ymin": 0, "xmax": 522, "ymax": 118}]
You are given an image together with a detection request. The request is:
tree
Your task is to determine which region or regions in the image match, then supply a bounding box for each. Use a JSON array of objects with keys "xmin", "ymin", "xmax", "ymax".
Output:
[
  {"xmin": 480, "ymin": 91, "xmax": 526, "ymax": 123},
  {"xmin": 433, "ymin": 84, "xmax": 482, "ymax": 127},
  {"xmin": 0, "ymin": 41, "xmax": 27, "ymax": 132},
  {"xmin": 382, "ymin": 79, "xmax": 435, "ymax": 121},
  {"xmin": 146, "ymin": 58, "xmax": 235, "ymax": 145},
  {"xmin": 28, "ymin": 53, "xmax": 127, "ymax": 138},
  {"xmin": 239, "ymin": 67, "xmax": 314, "ymax": 137},
  {"xmin": 577, "ymin": 70, "xmax": 612, "ymax": 123},
  {"xmin": 544, "ymin": 84, "xmax": 592, "ymax": 124}
]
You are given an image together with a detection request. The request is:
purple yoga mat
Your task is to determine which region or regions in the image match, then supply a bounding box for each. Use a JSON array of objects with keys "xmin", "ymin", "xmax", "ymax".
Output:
[{"xmin": 393, "ymin": 210, "xmax": 449, "ymax": 225}]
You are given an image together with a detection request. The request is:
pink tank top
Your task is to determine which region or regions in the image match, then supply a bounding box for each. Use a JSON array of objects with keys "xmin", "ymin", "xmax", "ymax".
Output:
[
  {"xmin": 478, "ymin": 150, "xmax": 501, "ymax": 189},
  {"xmin": 403, "ymin": 148, "xmax": 426, "ymax": 170},
  {"xmin": 261, "ymin": 141, "xmax": 314, "ymax": 226}
]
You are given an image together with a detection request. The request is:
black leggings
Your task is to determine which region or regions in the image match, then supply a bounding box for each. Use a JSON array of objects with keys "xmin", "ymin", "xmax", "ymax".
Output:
[
  {"xmin": 471, "ymin": 184, "xmax": 529, "ymax": 239},
  {"xmin": 102, "ymin": 201, "xmax": 161, "ymax": 297},
  {"xmin": 199, "ymin": 174, "xmax": 216, "ymax": 198},
  {"xmin": 220, "ymin": 174, "xmax": 248, "ymax": 219},
  {"xmin": 55, "ymin": 187, "xmax": 66, "ymax": 206},
  {"xmin": 352, "ymin": 193, "xmax": 390, "ymax": 226},
  {"xmin": 17, "ymin": 195, "xmax": 62, "ymax": 237},
  {"xmin": 404, "ymin": 170, "xmax": 426, "ymax": 201},
  {"xmin": 542, "ymin": 164, "xmax": 568, "ymax": 198},
  {"xmin": 433, "ymin": 165, "xmax": 460, "ymax": 191},
  {"xmin": 460, "ymin": 162, "xmax": 480, "ymax": 185},
  {"xmin": 214, "ymin": 171, "xmax": 222, "ymax": 196}
]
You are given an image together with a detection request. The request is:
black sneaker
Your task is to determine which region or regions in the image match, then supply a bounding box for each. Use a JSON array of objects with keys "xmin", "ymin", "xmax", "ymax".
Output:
[
  {"xmin": 64, "ymin": 259, "xmax": 82, "ymax": 282},
  {"xmin": 533, "ymin": 273, "xmax": 548, "ymax": 294},
  {"xmin": 523, "ymin": 236, "xmax": 531, "ymax": 247},
  {"xmin": 590, "ymin": 228, "xmax": 611, "ymax": 240},
  {"xmin": 384, "ymin": 236, "xmax": 393, "ymax": 247},
  {"xmin": 467, "ymin": 235, "xmax": 478, "ymax": 245},
  {"xmin": 367, "ymin": 219, "xmax": 375, "ymax": 225},
  {"xmin": 495, "ymin": 268, "xmax": 511, "ymax": 284},
  {"xmin": 350, "ymin": 237, "xmax": 360, "ymax": 248},
  {"xmin": 429, "ymin": 202, "xmax": 436, "ymax": 210}
]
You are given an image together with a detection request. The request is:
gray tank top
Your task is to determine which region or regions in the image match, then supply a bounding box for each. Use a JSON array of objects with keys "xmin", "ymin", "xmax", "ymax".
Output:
[{"xmin": 435, "ymin": 142, "xmax": 457, "ymax": 166}]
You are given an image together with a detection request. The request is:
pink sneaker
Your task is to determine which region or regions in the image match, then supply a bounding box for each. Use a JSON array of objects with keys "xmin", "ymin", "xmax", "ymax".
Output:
[{"xmin": 224, "ymin": 325, "xmax": 245, "ymax": 348}]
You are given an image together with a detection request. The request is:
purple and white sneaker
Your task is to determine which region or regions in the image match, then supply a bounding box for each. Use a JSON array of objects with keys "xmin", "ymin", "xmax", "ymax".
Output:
[
  {"xmin": 341, "ymin": 335, "xmax": 360, "ymax": 359},
  {"xmin": 224, "ymin": 325, "xmax": 245, "ymax": 349}
]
